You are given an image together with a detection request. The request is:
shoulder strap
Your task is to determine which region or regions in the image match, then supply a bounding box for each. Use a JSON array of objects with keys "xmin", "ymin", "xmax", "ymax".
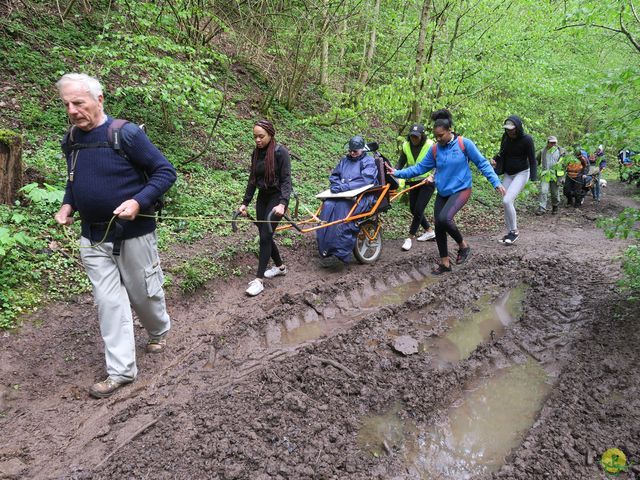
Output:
[
  {"xmin": 107, "ymin": 119, "xmax": 130, "ymax": 154},
  {"xmin": 61, "ymin": 120, "xmax": 133, "ymax": 156},
  {"xmin": 431, "ymin": 136, "xmax": 465, "ymax": 162},
  {"xmin": 61, "ymin": 126, "xmax": 74, "ymax": 156}
]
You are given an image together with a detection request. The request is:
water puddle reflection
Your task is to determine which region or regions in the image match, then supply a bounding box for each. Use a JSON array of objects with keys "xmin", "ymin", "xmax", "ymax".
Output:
[
  {"xmin": 423, "ymin": 284, "xmax": 526, "ymax": 362},
  {"xmin": 362, "ymin": 276, "xmax": 439, "ymax": 308},
  {"xmin": 357, "ymin": 402, "xmax": 415, "ymax": 457},
  {"xmin": 358, "ymin": 359, "xmax": 551, "ymax": 479},
  {"xmin": 269, "ymin": 273, "xmax": 440, "ymax": 348},
  {"xmin": 407, "ymin": 359, "xmax": 551, "ymax": 478},
  {"xmin": 281, "ymin": 321, "xmax": 336, "ymax": 345}
]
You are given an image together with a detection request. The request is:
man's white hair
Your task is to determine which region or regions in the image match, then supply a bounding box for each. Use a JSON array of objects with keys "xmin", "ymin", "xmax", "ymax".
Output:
[{"xmin": 56, "ymin": 73, "xmax": 104, "ymax": 101}]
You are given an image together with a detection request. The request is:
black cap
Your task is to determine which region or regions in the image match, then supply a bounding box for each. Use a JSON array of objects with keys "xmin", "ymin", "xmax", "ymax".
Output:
[
  {"xmin": 408, "ymin": 124, "xmax": 425, "ymax": 137},
  {"xmin": 348, "ymin": 135, "xmax": 365, "ymax": 151}
]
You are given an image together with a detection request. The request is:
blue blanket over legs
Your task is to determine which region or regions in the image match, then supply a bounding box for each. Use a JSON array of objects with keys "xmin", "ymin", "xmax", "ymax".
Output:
[
  {"xmin": 315, "ymin": 151, "xmax": 379, "ymax": 263},
  {"xmin": 316, "ymin": 194, "xmax": 376, "ymax": 263}
]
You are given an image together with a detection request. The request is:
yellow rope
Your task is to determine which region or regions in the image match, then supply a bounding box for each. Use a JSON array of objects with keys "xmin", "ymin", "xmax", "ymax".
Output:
[{"xmin": 63, "ymin": 212, "xmax": 293, "ymax": 249}]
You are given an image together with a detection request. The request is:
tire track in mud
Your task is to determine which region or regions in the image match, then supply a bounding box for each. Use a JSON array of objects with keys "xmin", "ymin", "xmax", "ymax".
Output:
[
  {"xmin": 87, "ymin": 251, "xmax": 620, "ymax": 480},
  {"xmin": 1, "ymin": 181, "xmax": 638, "ymax": 479}
]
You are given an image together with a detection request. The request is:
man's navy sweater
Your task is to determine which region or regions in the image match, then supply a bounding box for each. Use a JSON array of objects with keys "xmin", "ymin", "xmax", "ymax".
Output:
[{"xmin": 63, "ymin": 116, "xmax": 177, "ymax": 241}]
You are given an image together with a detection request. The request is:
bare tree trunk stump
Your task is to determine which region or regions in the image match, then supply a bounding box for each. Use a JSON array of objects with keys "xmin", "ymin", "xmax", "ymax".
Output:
[{"xmin": 0, "ymin": 130, "xmax": 23, "ymax": 205}]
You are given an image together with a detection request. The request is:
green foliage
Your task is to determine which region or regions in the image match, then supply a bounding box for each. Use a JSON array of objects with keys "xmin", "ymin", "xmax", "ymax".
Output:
[
  {"xmin": 600, "ymin": 208, "xmax": 640, "ymax": 241},
  {"xmin": 599, "ymin": 207, "xmax": 640, "ymax": 295},
  {"xmin": 19, "ymin": 183, "xmax": 64, "ymax": 205},
  {"xmin": 0, "ymin": 129, "xmax": 21, "ymax": 146},
  {"xmin": 0, "ymin": 183, "xmax": 88, "ymax": 328},
  {"xmin": 619, "ymin": 245, "xmax": 640, "ymax": 298},
  {"xmin": 1, "ymin": 0, "xmax": 639, "ymax": 325},
  {"xmin": 171, "ymin": 254, "xmax": 224, "ymax": 294}
]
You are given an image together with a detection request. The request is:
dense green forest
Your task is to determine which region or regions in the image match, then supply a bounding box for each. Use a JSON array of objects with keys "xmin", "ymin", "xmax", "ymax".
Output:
[{"xmin": 0, "ymin": 0, "xmax": 638, "ymax": 327}]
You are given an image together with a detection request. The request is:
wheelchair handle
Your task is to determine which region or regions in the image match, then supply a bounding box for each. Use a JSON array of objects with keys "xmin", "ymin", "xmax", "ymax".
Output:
[
  {"xmin": 266, "ymin": 210, "xmax": 302, "ymax": 234},
  {"xmin": 231, "ymin": 210, "xmax": 254, "ymax": 233}
]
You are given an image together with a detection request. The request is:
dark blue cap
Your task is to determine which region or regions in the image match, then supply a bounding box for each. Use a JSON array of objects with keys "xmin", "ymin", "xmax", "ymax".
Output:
[{"xmin": 348, "ymin": 135, "xmax": 365, "ymax": 151}]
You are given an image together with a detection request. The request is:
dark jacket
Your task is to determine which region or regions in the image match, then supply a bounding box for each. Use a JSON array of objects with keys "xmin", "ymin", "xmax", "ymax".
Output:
[
  {"xmin": 329, "ymin": 152, "xmax": 378, "ymax": 193},
  {"xmin": 242, "ymin": 144, "xmax": 292, "ymax": 207},
  {"xmin": 316, "ymin": 152, "xmax": 379, "ymax": 262},
  {"xmin": 495, "ymin": 115, "xmax": 537, "ymax": 181},
  {"xmin": 62, "ymin": 116, "xmax": 177, "ymax": 241}
]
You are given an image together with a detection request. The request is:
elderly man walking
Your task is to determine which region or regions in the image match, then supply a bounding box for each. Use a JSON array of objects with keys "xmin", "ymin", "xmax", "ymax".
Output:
[
  {"xmin": 54, "ymin": 73, "xmax": 177, "ymax": 398},
  {"xmin": 536, "ymin": 135, "xmax": 565, "ymax": 215}
]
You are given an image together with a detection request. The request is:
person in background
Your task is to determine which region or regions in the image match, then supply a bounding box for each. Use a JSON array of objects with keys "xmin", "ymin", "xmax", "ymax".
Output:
[
  {"xmin": 54, "ymin": 73, "xmax": 177, "ymax": 398},
  {"xmin": 239, "ymin": 120, "xmax": 292, "ymax": 297},
  {"xmin": 492, "ymin": 115, "xmax": 537, "ymax": 245},
  {"xmin": 396, "ymin": 123, "xmax": 436, "ymax": 251},
  {"xmin": 388, "ymin": 109, "xmax": 506, "ymax": 275},
  {"xmin": 563, "ymin": 148, "xmax": 590, "ymax": 207},
  {"xmin": 588, "ymin": 145, "xmax": 606, "ymax": 202},
  {"xmin": 535, "ymin": 135, "xmax": 565, "ymax": 215}
]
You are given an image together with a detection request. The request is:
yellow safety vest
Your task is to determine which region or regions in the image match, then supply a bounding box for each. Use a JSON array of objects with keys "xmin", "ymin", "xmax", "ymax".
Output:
[{"xmin": 402, "ymin": 139, "xmax": 433, "ymax": 181}]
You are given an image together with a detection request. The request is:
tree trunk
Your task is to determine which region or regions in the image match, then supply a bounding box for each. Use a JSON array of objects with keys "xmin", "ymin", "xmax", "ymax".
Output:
[
  {"xmin": 0, "ymin": 132, "xmax": 23, "ymax": 205},
  {"xmin": 357, "ymin": 0, "xmax": 380, "ymax": 85},
  {"xmin": 411, "ymin": 0, "xmax": 431, "ymax": 123},
  {"xmin": 320, "ymin": 0, "xmax": 329, "ymax": 85}
]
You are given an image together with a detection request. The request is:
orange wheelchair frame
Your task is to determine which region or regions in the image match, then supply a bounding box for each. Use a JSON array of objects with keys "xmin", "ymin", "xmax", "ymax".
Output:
[
  {"xmin": 273, "ymin": 179, "xmax": 427, "ymax": 264},
  {"xmin": 232, "ymin": 146, "xmax": 430, "ymax": 264}
]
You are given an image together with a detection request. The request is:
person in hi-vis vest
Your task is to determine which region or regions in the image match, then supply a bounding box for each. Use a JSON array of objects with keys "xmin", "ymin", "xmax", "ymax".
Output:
[{"xmin": 396, "ymin": 123, "xmax": 436, "ymax": 251}]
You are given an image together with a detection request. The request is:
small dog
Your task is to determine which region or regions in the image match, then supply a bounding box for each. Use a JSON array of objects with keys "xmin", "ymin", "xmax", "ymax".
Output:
[{"xmin": 599, "ymin": 178, "xmax": 607, "ymax": 188}]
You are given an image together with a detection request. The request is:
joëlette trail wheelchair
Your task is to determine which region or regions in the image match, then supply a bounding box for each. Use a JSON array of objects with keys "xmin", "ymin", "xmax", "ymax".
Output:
[{"xmin": 232, "ymin": 142, "xmax": 426, "ymax": 264}]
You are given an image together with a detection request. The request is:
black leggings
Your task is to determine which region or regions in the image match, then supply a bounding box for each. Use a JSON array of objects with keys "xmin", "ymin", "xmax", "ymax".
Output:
[
  {"xmin": 408, "ymin": 182, "xmax": 435, "ymax": 235},
  {"xmin": 255, "ymin": 190, "xmax": 283, "ymax": 278},
  {"xmin": 433, "ymin": 189, "xmax": 471, "ymax": 258}
]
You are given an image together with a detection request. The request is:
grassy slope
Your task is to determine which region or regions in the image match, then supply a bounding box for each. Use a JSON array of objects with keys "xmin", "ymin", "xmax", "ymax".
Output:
[{"xmin": 0, "ymin": 4, "xmax": 512, "ymax": 327}]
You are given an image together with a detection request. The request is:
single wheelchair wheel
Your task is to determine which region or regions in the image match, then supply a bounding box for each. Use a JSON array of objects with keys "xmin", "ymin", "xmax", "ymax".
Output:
[{"xmin": 353, "ymin": 220, "xmax": 382, "ymax": 264}]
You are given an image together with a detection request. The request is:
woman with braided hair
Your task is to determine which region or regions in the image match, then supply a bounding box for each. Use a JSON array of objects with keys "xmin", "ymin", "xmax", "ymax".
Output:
[{"xmin": 239, "ymin": 120, "xmax": 292, "ymax": 296}]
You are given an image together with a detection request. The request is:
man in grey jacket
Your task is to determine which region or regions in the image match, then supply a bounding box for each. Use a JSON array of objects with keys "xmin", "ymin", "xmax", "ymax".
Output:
[{"xmin": 536, "ymin": 136, "xmax": 565, "ymax": 215}]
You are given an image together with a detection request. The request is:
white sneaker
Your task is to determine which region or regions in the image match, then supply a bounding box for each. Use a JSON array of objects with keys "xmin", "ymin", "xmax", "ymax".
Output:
[
  {"xmin": 417, "ymin": 230, "xmax": 436, "ymax": 241},
  {"xmin": 264, "ymin": 265, "xmax": 287, "ymax": 278},
  {"xmin": 245, "ymin": 279, "xmax": 264, "ymax": 296},
  {"xmin": 402, "ymin": 238, "xmax": 412, "ymax": 251}
]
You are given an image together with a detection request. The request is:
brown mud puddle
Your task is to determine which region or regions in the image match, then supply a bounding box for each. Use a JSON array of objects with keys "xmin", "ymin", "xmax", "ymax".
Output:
[
  {"xmin": 359, "ymin": 358, "xmax": 552, "ymax": 478},
  {"xmin": 0, "ymin": 180, "xmax": 638, "ymax": 480}
]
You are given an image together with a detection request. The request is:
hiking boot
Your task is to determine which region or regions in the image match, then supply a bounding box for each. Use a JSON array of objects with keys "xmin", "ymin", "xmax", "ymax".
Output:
[
  {"xmin": 431, "ymin": 263, "xmax": 452, "ymax": 275},
  {"xmin": 503, "ymin": 231, "xmax": 519, "ymax": 245},
  {"xmin": 552, "ymin": 205, "xmax": 558, "ymax": 215},
  {"xmin": 146, "ymin": 334, "xmax": 168, "ymax": 354},
  {"xmin": 456, "ymin": 246, "xmax": 471, "ymax": 265},
  {"xmin": 417, "ymin": 230, "xmax": 436, "ymax": 241},
  {"xmin": 535, "ymin": 207, "xmax": 545, "ymax": 216},
  {"xmin": 89, "ymin": 378, "xmax": 127, "ymax": 399},
  {"xmin": 264, "ymin": 265, "xmax": 287, "ymax": 279},
  {"xmin": 401, "ymin": 238, "xmax": 412, "ymax": 251},
  {"xmin": 246, "ymin": 278, "xmax": 264, "ymax": 296}
]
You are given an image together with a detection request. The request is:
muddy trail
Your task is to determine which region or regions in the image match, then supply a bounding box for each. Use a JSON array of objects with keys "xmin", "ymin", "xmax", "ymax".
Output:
[{"xmin": 1, "ymin": 181, "xmax": 639, "ymax": 480}]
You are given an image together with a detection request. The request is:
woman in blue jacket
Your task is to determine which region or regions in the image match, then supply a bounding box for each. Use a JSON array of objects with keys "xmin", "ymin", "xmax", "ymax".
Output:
[{"xmin": 388, "ymin": 109, "xmax": 506, "ymax": 274}]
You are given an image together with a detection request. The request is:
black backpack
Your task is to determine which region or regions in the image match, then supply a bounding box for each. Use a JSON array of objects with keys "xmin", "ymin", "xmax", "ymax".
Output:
[{"xmin": 61, "ymin": 119, "xmax": 165, "ymax": 217}]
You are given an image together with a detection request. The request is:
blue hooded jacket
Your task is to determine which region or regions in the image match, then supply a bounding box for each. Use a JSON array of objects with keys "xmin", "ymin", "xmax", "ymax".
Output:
[
  {"xmin": 394, "ymin": 136, "xmax": 500, "ymax": 196},
  {"xmin": 317, "ymin": 152, "xmax": 379, "ymax": 262}
]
